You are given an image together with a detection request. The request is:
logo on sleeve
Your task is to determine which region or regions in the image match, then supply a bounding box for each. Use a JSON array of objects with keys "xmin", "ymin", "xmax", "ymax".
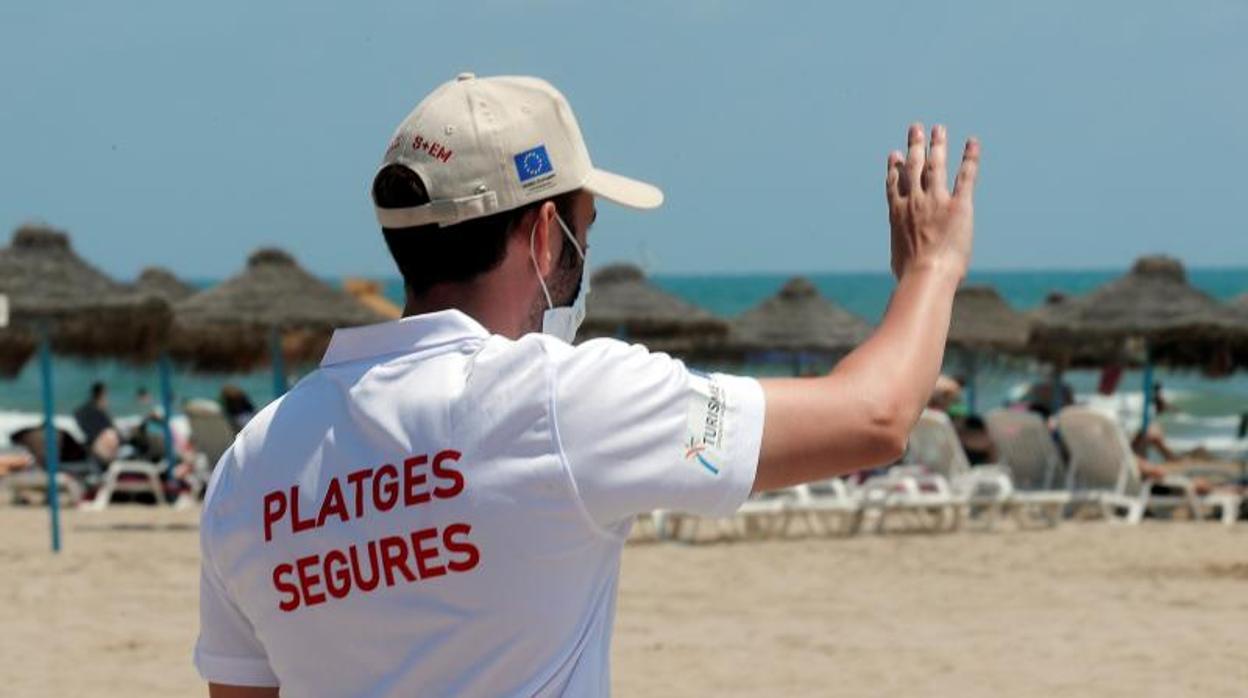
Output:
[
  {"xmin": 684, "ymin": 373, "xmax": 727, "ymax": 476},
  {"xmin": 513, "ymin": 144, "xmax": 557, "ymax": 193}
]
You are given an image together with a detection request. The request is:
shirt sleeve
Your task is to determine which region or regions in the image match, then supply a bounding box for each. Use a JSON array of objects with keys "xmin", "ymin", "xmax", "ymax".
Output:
[
  {"xmin": 548, "ymin": 338, "xmax": 765, "ymax": 529},
  {"xmin": 194, "ymin": 513, "xmax": 279, "ymax": 687}
]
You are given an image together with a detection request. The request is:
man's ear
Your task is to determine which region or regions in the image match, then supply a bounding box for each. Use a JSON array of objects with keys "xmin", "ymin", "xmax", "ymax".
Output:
[{"xmin": 526, "ymin": 201, "xmax": 560, "ymax": 278}]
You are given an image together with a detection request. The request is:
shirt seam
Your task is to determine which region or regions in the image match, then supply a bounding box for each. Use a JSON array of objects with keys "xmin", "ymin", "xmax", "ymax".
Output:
[{"xmin": 540, "ymin": 341, "xmax": 628, "ymax": 543}]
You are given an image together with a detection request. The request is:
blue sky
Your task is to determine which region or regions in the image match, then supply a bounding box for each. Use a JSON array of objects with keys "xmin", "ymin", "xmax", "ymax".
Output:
[{"xmin": 2, "ymin": 1, "xmax": 1245, "ymax": 279}]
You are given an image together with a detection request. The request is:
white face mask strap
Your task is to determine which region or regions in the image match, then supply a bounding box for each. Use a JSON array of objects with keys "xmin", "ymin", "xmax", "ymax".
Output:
[
  {"xmin": 554, "ymin": 213, "xmax": 585, "ymax": 261},
  {"xmin": 530, "ymin": 211, "xmax": 585, "ymax": 310},
  {"xmin": 529, "ymin": 219, "xmax": 555, "ymax": 309}
]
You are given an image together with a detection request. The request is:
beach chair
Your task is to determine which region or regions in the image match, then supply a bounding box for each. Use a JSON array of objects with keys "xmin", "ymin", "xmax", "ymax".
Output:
[
  {"xmin": 87, "ymin": 459, "xmax": 168, "ymax": 509},
  {"xmin": 733, "ymin": 489, "xmax": 799, "ymax": 539},
  {"xmin": 794, "ymin": 479, "xmax": 864, "ymax": 535},
  {"xmin": 985, "ymin": 409, "xmax": 1064, "ymax": 489},
  {"xmin": 1057, "ymin": 407, "xmax": 1240, "ymax": 525},
  {"xmin": 985, "ymin": 409, "xmax": 1075, "ymax": 525},
  {"xmin": 178, "ymin": 399, "xmax": 240, "ymax": 505},
  {"xmin": 902, "ymin": 410, "xmax": 1014, "ymax": 529},
  {"xmin": 658, "ymin": 488, "xmax": 799, "ymax": 543},
  {"xmin": 185, "ymin": 399, "xmax": 236, "ymax": 470},
  {"xmin": 5, "ymin": 467, "xmax": 85, "ymax": 507},
  {"xmin": 854, "ymin": 465, "xmax": 963, "ymax": 533},
  {"xmin": 4, "ymin": 430, "xmax": 94, "ymax": 507}
]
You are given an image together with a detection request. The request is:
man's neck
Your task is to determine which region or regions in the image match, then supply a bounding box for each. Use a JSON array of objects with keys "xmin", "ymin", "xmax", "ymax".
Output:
[{"xmin": 403, "ymin": 286, "xmax": 534, "ymax": 340}]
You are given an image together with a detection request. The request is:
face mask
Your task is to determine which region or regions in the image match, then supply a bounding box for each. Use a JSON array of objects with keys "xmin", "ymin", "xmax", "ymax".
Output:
[{"xmin": 530, "ymin": 213, "xmax": 589, "ymax": 344}]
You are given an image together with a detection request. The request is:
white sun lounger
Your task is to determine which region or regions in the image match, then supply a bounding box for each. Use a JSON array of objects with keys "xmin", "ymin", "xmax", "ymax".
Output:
[
  {"xmin": 985, "ymin": 409, "xmax": 1076, "ymax": 526},
  {"xmin": 87, "ymin": 459, "xmax": 168, "ymax": 510},
  {"xmin": 5, "ymin": 468, "xmax": 85, "ymax": 508},
  {"xmin": 1057, "ymin": 407, "xmax": 1240, "ymax": 526},
  {"xmin": 652, "ymin": 487, "xmax": 800, "ymax": 543},
  {"xmin": 856, "ymin": 465, "xmax": 963, "ymax": 533},
  {"xmin": 901, "ymin": 410, "xmax": 1014, "ymax": 529},
  {"xmin": 794, "ymin": 479, "xmax": 864, "ymax": 535}
]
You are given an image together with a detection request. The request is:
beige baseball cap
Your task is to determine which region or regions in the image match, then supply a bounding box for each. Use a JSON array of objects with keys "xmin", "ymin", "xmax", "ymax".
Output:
[{"xmin": 374, "ymin": 73, "xmax": 664, "ymax": 229}]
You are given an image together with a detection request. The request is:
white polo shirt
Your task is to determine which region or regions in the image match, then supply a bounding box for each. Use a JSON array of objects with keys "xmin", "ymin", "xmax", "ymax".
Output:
[{"xmin": 194, "ymin": 310, "xmax": 765, "ymax": 697}]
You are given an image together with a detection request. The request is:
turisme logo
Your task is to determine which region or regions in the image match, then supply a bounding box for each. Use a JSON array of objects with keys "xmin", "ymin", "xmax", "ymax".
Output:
[
  {"xmin": 684, "ymin": 436, "xmax": 719, "ymax": 475},
  {"xmin": 683, "ymin": 375, "xmax": 726, "ymax": 476},
  {"xmin": 513, "ymin": 145, "xmax": 554, "ymax": 184}
]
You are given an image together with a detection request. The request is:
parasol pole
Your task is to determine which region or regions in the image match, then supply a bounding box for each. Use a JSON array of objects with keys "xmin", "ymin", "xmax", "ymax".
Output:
[
  {"xmin": 1139, "ymin": 343, "xmax": 1154, "ymax": 436},
  {"xmin": 158, "ymin": 351, "xmax": 178, "ymax": 479},
  {"xmin": 270, "ymin": 326, "xmax": 287, "ymax": 398},
  {"xmin": 965, "ymin": 349, "xmax": 979, "ymax": 415},
  {"xmin": 38, "ymin": 324, "xmax": 62, "ymax": 553},
  {"xmin": 1049, "ymin": 357, "xmax": 1066, "ymax": 418}
]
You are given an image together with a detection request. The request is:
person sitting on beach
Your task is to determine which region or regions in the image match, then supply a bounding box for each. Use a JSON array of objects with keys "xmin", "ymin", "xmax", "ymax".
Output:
[
  {"xmin": 218, "ymin": 384, "xmax": 256, "ymax": 432},
  {"xmin": 73, "ymin": 382, "xmax": 121, "ymax": 465},
  {"xmin": 927, "ymin": 374, "xmax": 995, "ymax": 464},
  {"xmin": 195, "ymin": 74, "xmax": 981, "ymax": 697},
  {"xmin": 0, "ymin": 450, "xmax": 33, "ymax": 476},
  {"xmin": 127, "ymin": 386, "xmax": 170, "ymax": 462},
  {"xmin": 1021, "ymin": 373, "xmax": 1074, "ymax": 419},
  {"xmin": 1132, "ymin": 381, "xmax": 1178, "ymax": 461}
]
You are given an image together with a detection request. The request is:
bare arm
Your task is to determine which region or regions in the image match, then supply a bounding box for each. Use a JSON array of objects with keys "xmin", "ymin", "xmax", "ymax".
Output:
[
  {"xmin": 209, "ymin": 684, "xmax": 279, "ymax": 698},
  {"xmin": 753, "ymin": 124, "xmax": 980, "ymax": 492}
]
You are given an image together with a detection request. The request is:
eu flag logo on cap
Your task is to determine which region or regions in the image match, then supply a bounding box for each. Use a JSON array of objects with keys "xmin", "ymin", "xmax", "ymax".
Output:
[{"xmin": 514, "ymin": 145, "xmax": 554, "ymax": 183}]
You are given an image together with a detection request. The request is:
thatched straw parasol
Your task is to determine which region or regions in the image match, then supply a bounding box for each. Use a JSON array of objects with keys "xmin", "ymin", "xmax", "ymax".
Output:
[
  {"xmin": 1224, "ymin": 294, "xmax": 1248, "ymax": 370},
  {"xmin": 949, "ymin": 285, "xmax": 1030, "ymax": 353},
  {"xmin": 946, "ymin": 285, "xmax": 1031, "ymax": 412},
  {"xmin": 577, "ymin": 264, "xmax": 728, "ymax": 355},
  {"xmin": 134, "ymin": 266, "xmax": 196, "ymax": 303},
  {"xmin": 727, "ymin": 277, "xmax": 872, "ymax": 371},
  {"xmin": 1030, "ymin": 256, "xmax": 1246, "ymax": 367},
  {"xmin": 170, "ymin": 249, "xmax": 387, "ymax": 384},
  {"xmin": 0, "ymin": 223, "xmax": 172, "ymax": 553},
  {"xmin": 343, "ymin": 278, "xmax": 402, "ymax": 320},
  {"xmin": 1031, "ymin": 255, "xmax": 1248, "ymax": 431},
  {"xmin": 1230, "ymin": 293, "xmax": 1248, "ymax": 318},
  {"xmin": 0, "ymin": 224, "xmax": 171, "ymax": 376}
]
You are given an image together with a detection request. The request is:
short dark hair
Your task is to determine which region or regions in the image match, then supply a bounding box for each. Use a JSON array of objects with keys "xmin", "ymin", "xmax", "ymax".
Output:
[
  {"xmin": 372, "ymin": 165, "xmax": 580, "ymax": 296},
  {"xmin": 90, "ymin": 382, "xmax": 106, "ymax": 401}
]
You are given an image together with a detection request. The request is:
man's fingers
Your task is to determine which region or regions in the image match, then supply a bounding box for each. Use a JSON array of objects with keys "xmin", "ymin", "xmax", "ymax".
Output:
[
  {"xmin": 922, "ymin": 125, "xmax": 948, "ymax": 194},
  {"xmin": 953, "ymin": 137, "xmax": 981, "ymax": 202},
  {"xmin": 886, "ymin": 150, "xmax": 903, "ymax": 203},
  {"xmin": 903, "ymin": 123, "xmax": 925, "ymax": 197}
]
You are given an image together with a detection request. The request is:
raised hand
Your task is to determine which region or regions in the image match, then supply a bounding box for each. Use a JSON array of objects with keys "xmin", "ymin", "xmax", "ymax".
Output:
[{"xmin": 885, "ymin": 124, "xmax": 979, "ymax": 280}]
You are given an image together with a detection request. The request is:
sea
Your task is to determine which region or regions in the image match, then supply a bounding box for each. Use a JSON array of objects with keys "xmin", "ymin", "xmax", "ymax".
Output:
[{"xmin": 2, "ymin": 268, "xmax": 1245, "ymax": 457}]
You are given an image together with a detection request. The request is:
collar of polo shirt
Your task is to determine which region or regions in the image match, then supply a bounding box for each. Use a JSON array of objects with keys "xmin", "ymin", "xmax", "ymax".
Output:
[{"xmin": 320, "ymin": 310, "xmax": 488, "ymax": 367}]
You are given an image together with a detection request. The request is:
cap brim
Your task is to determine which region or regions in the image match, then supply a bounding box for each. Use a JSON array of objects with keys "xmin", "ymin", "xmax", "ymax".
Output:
[{"xmin": 584, "ymin": 168, "xmax": 664, "ymax": 210}]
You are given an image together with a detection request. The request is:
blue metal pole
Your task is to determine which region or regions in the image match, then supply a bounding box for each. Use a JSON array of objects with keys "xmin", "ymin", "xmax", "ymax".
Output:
[
  {"xmin": 38, "ymin": 328, "xmax": 61, "ymax": 553},
  {"xmin": 158, "ymin": 352, "xmax": 177, "ymax": 479},
  {"xmin": 1049, "ymin": 366, "xmax": 1064, "ymax": 417},
  {"xmin": 1140, "ymin": 347, "xmax": 1154, "ymax": 436},
  {"xmin": 270, "ymin": 327, "xmax": 286, "ymax": 399},
  {"xmin": 965, "ymin": 351, "xmax": 978, "ymax": 415}
]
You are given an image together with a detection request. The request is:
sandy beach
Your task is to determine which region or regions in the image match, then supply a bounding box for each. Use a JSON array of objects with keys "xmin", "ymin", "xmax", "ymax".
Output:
[{"xmin": 2, "ymin": 504, "xmax": 1245, "ymax": 697}]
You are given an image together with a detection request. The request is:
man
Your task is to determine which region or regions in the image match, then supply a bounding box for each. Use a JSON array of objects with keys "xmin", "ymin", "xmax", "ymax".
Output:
[
  {"xmin": 74, "ymin": 381, "xmax": 120, "ymax": 464},
  {"xmin": 196, "ymin": 73, "xmax": 978, "ymax": 697}
]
